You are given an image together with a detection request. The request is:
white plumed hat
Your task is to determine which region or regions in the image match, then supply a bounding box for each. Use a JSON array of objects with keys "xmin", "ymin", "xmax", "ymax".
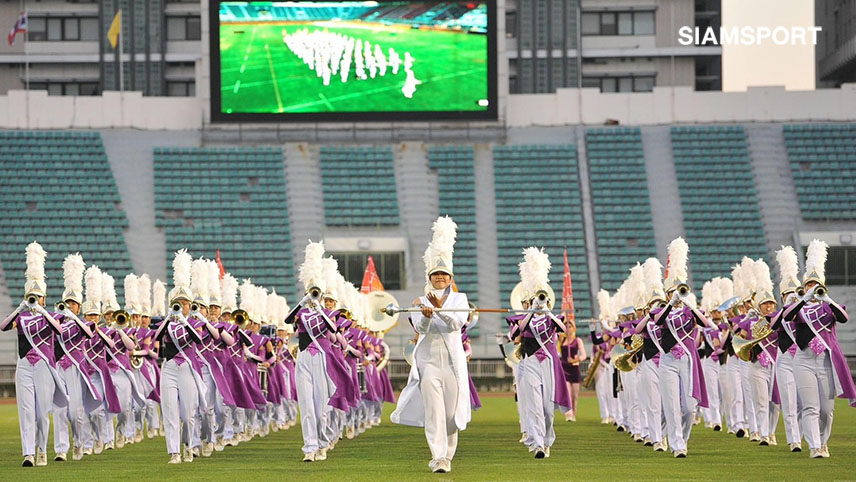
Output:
[
  {"xmin": 664, "ymin": 237, "xmax": 689, "ymax": 291},
  {"xmin": 298, "ymin": 241, "xmax": 326, "ymax": 293},
  {"xmin": 321, "ymin": 256, "xmax": 340, "ymax": 303},
  {"xmin": 207, "ymin": 260, "xmax": 222, "ymax": 307},
  {"xmin": 138, "ymin": 274, "xmax": 152, "ymax": 317},
  {"xmin": 239, "ymin": 279, "xmax": 255, "ymax": 319},
  {"xmin": 221, "ymin": 273, "xmax": 239, "ymax": 313},
  {"xmin": 169, "ymin": 249, "xmax": 193, "ymax": 303},
  {"xmin": 753, "ymin": 259, "xmax": 775, "ymax": 306},
  {"xmin": 518, "ymin": 247, "xmax": 551, "ymax": 303},
  {"xmin": 190, "ymin": 258, "xmax": 209, "ymax": 308},
  {"xmin": 803, "ymin": 239, "xmax": 828, "ymax": 286},
  {"xmin": 101, "ymin": 271, "xmax": 119, "ymax": 314},
  {"xmin": 24, "ymin": 241, "xmax": 47, "ymax": 298},
  {"xmin": 776, "ymin": 245, "xmax": 800, "ymax": 296},
  {"xmin": 82, "ymin": 265, "xmax": 102, "ymax": 316},
  {"xmin": 423, "ymin": 216, "xmax": 457, "ymax": 279},
  {"xmin": 642, "ymin": 257, "xmax": 666, "ymax": 306},
  {"xmin": 61, "ymin": 253, "xmax": 85, "ymax": 305},
  {"xmin": 597, "ymin": 289, "xmax": 611, "ymax": 321},
  {"xmin": 123, "ymin": 273, "xmax": 140, "ymax": 314}
]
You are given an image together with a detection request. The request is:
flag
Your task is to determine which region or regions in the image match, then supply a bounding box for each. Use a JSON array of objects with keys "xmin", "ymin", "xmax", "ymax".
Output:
[
  {"xmin": 215, "ymin": 250, "xmax": 225, "ymax": 278},
  {"xmin": 107, "ymin": 10, "xmax": 121, "ymax": 49},
  {"xmin": 7, "ymin": 12, "xmax": 26, "ymax": 47},
  {"xmin": 663, "ymin": 253, "xmax": 671, "ymax": 281},
  {"xmin": 360, "ymin": 256, "xmax": 384, "ymax": 293},
  {"xmin": 561, "ymin": 249, "xmax": 575, "ymax": 324}
]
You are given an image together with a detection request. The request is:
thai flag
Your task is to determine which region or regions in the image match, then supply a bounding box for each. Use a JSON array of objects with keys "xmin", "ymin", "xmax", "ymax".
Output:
[{"xmin": 8, "ymin": 12, "xmax": 27, "ymax": 47}]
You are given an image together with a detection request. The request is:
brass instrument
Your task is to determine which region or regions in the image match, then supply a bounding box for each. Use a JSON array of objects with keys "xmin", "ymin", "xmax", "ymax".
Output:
[
  {"xmin": 113, "ymin": 309, "xmax": 131, "ymax": 329},
  {"xmin": 814, "ymin": 285, "xmax": 826, "ymax": 298},
  {"xmin": 190, "ymin": 302, "xmax": 200, "ymax": 313},
  {"xmin": 171, "ymin": 301, "xmax": 182, "ymax": 313},
  {"xmin": 676, "ymin": 283, "xmax": 691, "ymax": 297},
  {"xmin": 130, "ymin": 334, "xmax": 145, "ymax": 369},
  {"xmin": 26, "ymin": 294, "xmax": 38, "ymax": 305},
  {"xmin": 734, "ymin": 319, "xmax": 774, "ymax": 362},
  {"xmin": 796, "ymin": 286, "xmax": 806, "ymax": 297},
  {"xmin": 376, "ymin": 341, "xmax": 391, "ymax": 371},
  {"xmin": 613, "ymin": 334, "xmax": 644, "ymax": 372},
  {"xmin": 287, "ymin": 337, "xmax": 299, "ymax": 360},
  {"xmin": 533, "ymin": 289, "xmax": 550, "ymax": 306},
  {"xmin": 231, "ymin": 309, "xmax": 251, "ymax": 330},
  {"xmin": 308, "ymin": 286, "xmax": 323, "ymax": 301},
  {"xmin": 583, "ymin": 346, "xmax": 603, "ymax": 389},
  {"xmin": 55, "ymin": 301, "xmax": 66, "ymax": 312}
]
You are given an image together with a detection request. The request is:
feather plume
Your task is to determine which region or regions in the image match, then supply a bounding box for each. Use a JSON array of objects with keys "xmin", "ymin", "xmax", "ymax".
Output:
[
  {"xmin": 740, "ymin": 257, "xmax": 756, "ymax": 295},
  {"xmin": 239, "ymin": 279, "xmax": 254, "ymax": 313},
  {"xmin": 519, "ymin": 247, "xmax": 551, "ymax": 296},
  {"xmin": 716, "ymin": 277, "xmax": 734, "ymax": 301},
  {"xmin": 666, "ymin": 237, "xmax": 689, "ymax": 283},
  {"xmin": 423, "ymin": 216, "xmax": 457, "ymax": 278},
  {"xmin": 776, "ymin": 245, "xmax": 799, "ymax": 284},
  {"xmin": 804, "ymin": 239, "xmax": 829, "ymax": 282},
  {"xmin": 754, "ymin": 259, "xmax": 773, "ymax": 296},
  {"xmin": 268, "ymin": 288, "xmax": 280, "ymax": 323},
  {"xmin": 84, "ymin": 265, "xmax": 102, "ymax": 304},
  {"xmin": 173, "ymin": 249, "xmax": 192, "ymax": 290},
  {"xmin": 628, "ymin": 263, "xmax": 645, "ymax": 306},
  {"xmin": 152, "ymin": 279, "xmax": 166, "ymax": 317},
  {"xmin": 321, "ymin": 257, "xmax": 340, "ymax": 298},
  {"xmin": 191, "ymin": 258, "xmax": 209, "ymax": 300},
  {"xmin": 102, "ymin": 272, "xmax": 118, "ymax": 308},
  {"xmin": 25, "ymin": 241, "xmax": 47, "ymax": 282},
  {"xmin": 298, "ymin": 241, "xmax": 326, "ymax": 292},
  {"xmin": 642, "ymin": 257, "xmax": 664, "ymax": 292},
  {"xmin": 597, "ymin": 289, "xmax": 611, "ymax": 320},
  {"xmin": 701, "ymin": 281, "xmax": 713, "ymax": 312},
  {"xmin": 207, "ymin": 260, "xmax": 221, "ymax": 304},
  {"xmin": 138, "ymin": 274, "xmax": 151, "ymax": 314},
  {"xmin": 255, "ymin": 286, "xmax": 268, "ymax": 323},
  {"xmin": 62, "ymin": 253, "xmax": 85, "ymax": 294},
  {"xmin": 731, "ymin": 263, "xmax": 744, "ymax": 298},
  {"xmin": 124, "ymin": 274, "xmax": 139, "ymax": 311},
  {"xmin": 221, "ymin": 274, "xmax": 238, "ymax": 311}
]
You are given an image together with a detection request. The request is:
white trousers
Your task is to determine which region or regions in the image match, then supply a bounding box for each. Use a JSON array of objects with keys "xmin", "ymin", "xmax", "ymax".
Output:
[
  {"xmin": 518, "ymin": 355, "xmax": 557, "ymax": 450},
  {"xmin": 793, "ymin": 347, "xmax": 835, "ymax": 450},
  {"xmin": 738, "ymin": 360, "xmax": 757, "ymax": 433},
  {"xmin": 53, "ymin": 364, "xmax": 93, "ymax": 453},
  {"xmin": 725, "ymin": 358, "xmax": 745, "ymax": 431},
  {"xmin": 160, "ymin": 359, "xmax": 199, "ymax": 454},
  {"xmin": 512, "ymin": 364, "xmax": 526, "ymax": 436},
  {"xmin": 88, "ymin": 372, "xmax": 112, "ymax": 446},
  {"xmin": 296, "ymin": 351, "xmax": 332, "ymax": 454},
  {"xmin": 111, "ymin": 367, "xmax": 135, "ymax": 439},
  {"xmin": 196, "ymin": 364, "xmax": 220, "ymax": 445},
  {"xmin": 775, "ymin": 352, "xmax": 802, "ymax": 444},
  {"xmin": 659, "ymin": 352, "xmax": 696, "ymax": 452},
  {"xmin": 419, "ymin": 334, "xmax": 459, "ymax": 461},
  {"xmin": 16, "ymin": 358, "xmax": 55, "ymax": 456},
  {"xmin": 701, "ymin": 358, "xmax": 722, "ymax": 425},
  {"xmin": 748, "ymin": 361, "xmax": 780, "ymax": 438},
  {"xmin": 594, "ymin": 361, "xmax": 611, "ymax": 420},
  {"xmin": 639, "ymin": 357, "xmax": 664, "ymax": 443}
]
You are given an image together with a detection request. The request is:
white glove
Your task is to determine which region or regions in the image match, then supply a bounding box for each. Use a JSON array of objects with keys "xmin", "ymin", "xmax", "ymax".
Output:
[
  {"xmin": 299, "ymin": 294, "xmax": 312, "ymax": 306},
  {"xmin": 801, "ymin": 286, "xmax": 816, "ymax": 303},
  {"xmin": 668, "ymin": 292, "xmax": 680, "ymax": 307},
  {"xmin": 17, "ymin": 300, "xmax": 28, "ymax": 312}
]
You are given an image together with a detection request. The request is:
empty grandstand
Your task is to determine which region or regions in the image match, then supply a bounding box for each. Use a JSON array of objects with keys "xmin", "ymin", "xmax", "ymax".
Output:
[
  {"xmin": 0, "ymin": 131, "xmax": 133, "ymax": 300},
  {"xmin": 321, "ymin": 146, "xmax": 400, "ymax": 227},
  {"xmin": 153, "ymin": 146, "xmax": 295, "ymax": 295}
]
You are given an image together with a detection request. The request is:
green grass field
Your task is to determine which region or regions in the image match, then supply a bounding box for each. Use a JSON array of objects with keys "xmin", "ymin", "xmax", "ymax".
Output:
[
  {"xmin": 0, "ymin": 396, "xmax": 854, "ymax": 481},
  {"xmin": 219, "ymin": 22, "xmax": 489, "ymax": 114}
]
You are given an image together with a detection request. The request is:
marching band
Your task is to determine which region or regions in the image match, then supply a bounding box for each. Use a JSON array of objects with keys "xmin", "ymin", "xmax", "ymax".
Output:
[{"xmin": 3, "ymin": 223, "xmax": 854, "ymax": 471}]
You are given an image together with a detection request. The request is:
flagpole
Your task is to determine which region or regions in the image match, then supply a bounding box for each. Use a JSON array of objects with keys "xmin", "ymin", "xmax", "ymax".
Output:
[
  {"xmin": 118, "ymin": 18, "xmax": 123, "ymax": 92},
  {"xmin": 22, "ymin": 0, "xmax": 29, "ymax": 127}
]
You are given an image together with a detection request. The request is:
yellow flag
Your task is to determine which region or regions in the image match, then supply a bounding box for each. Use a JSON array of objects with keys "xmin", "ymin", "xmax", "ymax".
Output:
[{"xmin": 107, "ymin": 10, "xmax": 121, "ymax": 49}]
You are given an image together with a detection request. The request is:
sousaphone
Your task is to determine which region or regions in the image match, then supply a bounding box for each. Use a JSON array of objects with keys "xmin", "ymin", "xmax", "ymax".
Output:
[{"xmin": 366, "ymin": 291, "xmax": 399, "ymax": 333}]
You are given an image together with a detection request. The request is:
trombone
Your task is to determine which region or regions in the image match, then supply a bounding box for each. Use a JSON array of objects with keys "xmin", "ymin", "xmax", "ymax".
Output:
[
  {"xmin": 113, "ymin": 309, "xmax": 131, "ymax": 329},
  {"xmin": 231, "ymin": 309, "xmax": 251, "ymax": 330}
]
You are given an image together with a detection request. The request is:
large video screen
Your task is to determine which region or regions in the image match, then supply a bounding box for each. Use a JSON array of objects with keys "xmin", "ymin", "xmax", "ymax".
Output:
[{"xmin": 210, "ymin": 1, "xmax": 497, "ymax": 122}]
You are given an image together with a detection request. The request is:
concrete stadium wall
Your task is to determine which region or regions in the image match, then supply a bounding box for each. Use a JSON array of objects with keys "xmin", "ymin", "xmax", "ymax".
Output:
[{"xmin": 3, "ymin": 84, "xmax": 856, "ymax": 131}]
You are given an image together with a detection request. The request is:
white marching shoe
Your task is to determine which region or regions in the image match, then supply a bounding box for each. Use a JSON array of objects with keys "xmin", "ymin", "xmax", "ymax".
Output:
[
  {"xmin": 22, "ymin": 455, "xmax": 34, "ymax": 467},
  {"xmin": 36, "ymin": 450, "xmax": 47, "ymax": 466},
  {"xmin": 168, "ymin": 453, "xmax": 182, "ymax": 464},
  {"xmin": 181, "ymin": 446, "xmax": 193, "ymax": 463},
  {"xmin": 72, "ymin": 446, "xmax": 84, "ymax": 461},
  {"xmin": 303, "ymin": 452, "xmax": 316, "ymax": 462}
]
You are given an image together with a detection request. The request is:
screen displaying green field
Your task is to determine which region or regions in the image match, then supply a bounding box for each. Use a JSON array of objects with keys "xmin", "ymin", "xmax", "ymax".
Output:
[{"xmin": 217, "ymin": 1, "xmax": 490, "ymax": 115}]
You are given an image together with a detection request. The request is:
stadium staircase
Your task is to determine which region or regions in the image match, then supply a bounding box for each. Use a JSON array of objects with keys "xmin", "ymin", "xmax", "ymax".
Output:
[
  {"xmin": 586, "ymin": 127, "xmax": 658, "ymax": 291},
  {"xmin": 283, "ymin": 143, "xmax": 324, "ymax": 294},
  {"xmin": 641, "ymin": 126, "xmax": 687, "ymax": 263},
  {"xmin": 320, "ymin": 146, "xmax": 400, "ymax": 226},
  {"xmin": 783, "ymin": 123, "xmax": 856, "ymax": 221},
  {"xmin": 745, "ymin": 124, "xmax": 802, "ymax": 254},
  {"xmin": 671, "ymin": 126, "xmax": 768, "ymax": 283},
  {"xmin": 492, "ymin": 144, "xmax": 592, "ymax": 319},
  {"xmin": 472, "ymin": 144, "xmax": 501, "ymax": 339},
  {"xmin": 153, "ymin": 146, "xmax": 294, "ymax": 295},
  {"xmin": 0, "ymin": 130, "xmax": 133, "ymax": 362}
]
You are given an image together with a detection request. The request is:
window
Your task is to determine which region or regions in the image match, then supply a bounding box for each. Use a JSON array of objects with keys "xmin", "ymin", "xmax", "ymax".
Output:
[
  {"xmin": 29, "ymin": 81, "xmax": 100, "ymax": 96},
  {"xmin": 167, "ymin": 16, "xmax": 202, "ymax": 41},
  {"xmin": 328, "ymin": 252, "xmax": 405, "ymax": 291},
  {"xmin": 505, "ymin": 10, "xmax": 517, "ymax": 38},
  {"xmin": 27, "ymin": 17, "xmax": 97, "ymax": 41},
  {"xmin": 581, "ymin": 11, "xmax": 656, "ymax": 36},
  {"xmin": 820, "ymin": 246, "xmax": 856, "ymax": 285},
  {"xmin": 582, "ymin": 75, "xmax": 656, "ymax": 93},
  {"xmin": 166, "ymin": 81, "xmax": 196, "ymax": 96}
]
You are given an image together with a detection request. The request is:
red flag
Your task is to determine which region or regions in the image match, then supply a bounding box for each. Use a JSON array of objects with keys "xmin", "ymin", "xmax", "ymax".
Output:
[
  {"xmin": 360, "ymin": 256, "xmax": 384, "ymax": 293},
  {"xmin": 663, "ymin": 253, "xmax": 671, "ymax": 281},
  {"xmin": 562, "ymin": 249, "xmax": 575, "ymax": 323},
  {"xmin": 215, "ymin": 250, "xmax": 225, "ymax": 279}
]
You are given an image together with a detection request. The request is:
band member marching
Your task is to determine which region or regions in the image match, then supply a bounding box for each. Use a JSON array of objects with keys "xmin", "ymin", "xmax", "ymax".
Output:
[
  {"xmin": 772, "ymin": 246, "xmax": 803, "ymax": 451},
  {"xmin": 391, "ymin": 216, "xmax": 471, "ymax": 474},
  {"xmin": 784, "ymin": 239, "xmax": 855, "ymax": 458},
  {"xmin": 1, "ymin": 242, "xmax": 68, "ymax": 467}
]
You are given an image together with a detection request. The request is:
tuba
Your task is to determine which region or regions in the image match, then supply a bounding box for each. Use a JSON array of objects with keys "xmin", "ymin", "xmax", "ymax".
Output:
[
  {"xmin": 231, "ymin": 309, "xmax": 251, "ymax": 330},
  {"xmin": 113, "ymin": 309, "xmax": 131, "ymax": 329},
  {"xmin": 613, "ymin": 335, "xmax": 644, "ymax": 372}
]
